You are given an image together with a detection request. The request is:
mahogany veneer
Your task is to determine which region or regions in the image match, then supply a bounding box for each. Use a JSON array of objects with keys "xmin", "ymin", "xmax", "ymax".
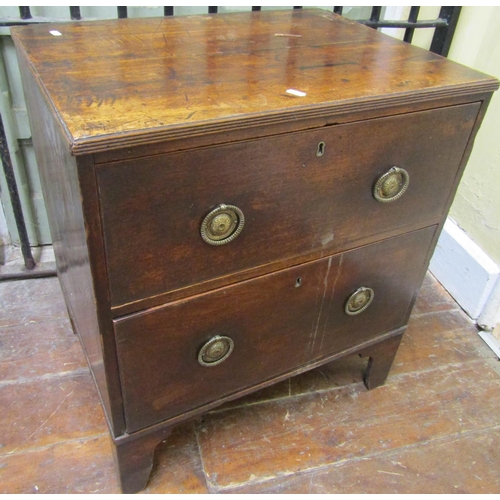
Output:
[{"xmin": 12, "ymin": 9, "xmax": 498, "ymax": 493}]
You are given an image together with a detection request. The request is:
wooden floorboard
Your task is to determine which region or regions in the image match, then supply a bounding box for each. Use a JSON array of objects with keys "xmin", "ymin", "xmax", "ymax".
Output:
[{"xmin": 1, "ymin": 273, "xmax": 499, "ymax": 493}]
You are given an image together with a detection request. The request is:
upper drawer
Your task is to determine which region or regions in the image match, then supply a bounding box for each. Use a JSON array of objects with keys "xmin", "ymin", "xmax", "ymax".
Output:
[{"xmin": 97, "ymin": 103, "xmax": 479, "ymax": 308}]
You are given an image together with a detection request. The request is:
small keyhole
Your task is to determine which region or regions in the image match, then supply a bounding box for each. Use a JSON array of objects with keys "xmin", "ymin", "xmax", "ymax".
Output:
[
  {"xmin": 295, "ymin": 277, "xmax": 302, "ymax": 287},
  {"xmin": 317, "ymin": 141, "xmax": 325, "ymax": 157}
]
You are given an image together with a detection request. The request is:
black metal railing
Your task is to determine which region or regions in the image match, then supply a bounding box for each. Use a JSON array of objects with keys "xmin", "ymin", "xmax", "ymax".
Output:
[
  {"xmin": 2, "ymin": 6, "xmax": 462, "ymax": 57},
  {"xmin": 69, "ymin": 6, "xmax": 81, "ymax": 21},
  {"xmin": 0, "ymin": 113, "xmax": 35, "ymax": 270},
  {"xmin": 0, "ymin": 6, "xmax": 461, "ymax": 274}
]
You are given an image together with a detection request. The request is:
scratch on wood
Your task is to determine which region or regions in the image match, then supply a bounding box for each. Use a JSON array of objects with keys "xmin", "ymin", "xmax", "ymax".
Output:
[
  {"xmin": 0, "ymin": 368, "xmax": 89, "ymax": 388},
  {"xmin": 299, "ymin": 61, "xmax": 358, "ymax": 71},
  {"xmin": 377, "ymin": 470, "xmax": 404, "ymax": 476},
  {"xmin": 391, "ymin": 461, "xmax": 407, "ymax": 468},
  {"xmin": 186, "ymin": 111, "xmax": 197, "ymax": 120},
  {"xmin": 310, "ymin": 257, "xmax": 333, "ymax": 353},
  {"xmin": 153, "ymin": 19, "xmax": 163, "ymax": 34},
  {"xmin": 319, "ymin": 254, "xmax": 343, "ymax": 350},
  {"xmin": 7, "ymin": 390, "xmax": 74, "ymax": 455}
]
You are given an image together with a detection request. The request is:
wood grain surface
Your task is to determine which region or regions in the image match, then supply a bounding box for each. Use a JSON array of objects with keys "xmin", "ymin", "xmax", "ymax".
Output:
[
  {"xmin": 10, "ymin": 8, "xmax": 499, "ymax": 493},
  {"xmin": 16, "ymin": 48, "xmax": 125, "ymax": 435},
  {"xmin": 114, "ymin": 227, "xmax": 434, "ymax": 432},
  {"xmin": 11, "ymin": 10, "xmax": 498, "ymax": 154},
  {"xmin": 3, "ymin": 275, "xmax": 500, "ymax": 493},
  {"xmin": 98, "ymin": 103, "xmax": 477, "ymax": 309},
  {"xmin": 198, "ymin": 359, "xmax": 500, "ymax": 490}
]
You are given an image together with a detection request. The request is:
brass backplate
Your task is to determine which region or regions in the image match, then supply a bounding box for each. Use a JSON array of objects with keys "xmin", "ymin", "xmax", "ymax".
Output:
[
  {"xmin": 198, "ymin": 335, "xmax": 234, "ymax": 367},
  {"xmin": 345, "ymin": 287, "xmax": 374, "ymax": 315},
  {"xmin": 200, "ymin": 204, "xmax": 245, "ymax": 245},
  {"xmin": 374, "ymin": 167, "xmax": 410, "ymax": 203}
]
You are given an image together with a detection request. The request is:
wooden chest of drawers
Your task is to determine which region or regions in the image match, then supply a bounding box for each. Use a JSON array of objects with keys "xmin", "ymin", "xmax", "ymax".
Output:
[{"xmin": 12, "ymin": 9, "xmax": 498, "ymax": 493}]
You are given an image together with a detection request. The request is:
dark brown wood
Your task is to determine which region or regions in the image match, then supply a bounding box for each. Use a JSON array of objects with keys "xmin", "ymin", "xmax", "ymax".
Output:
[
  {"xmin": 92, "ymin": 92, "xmax": 492, "ymax": 165},
  {"xmin": 397, "ymin": 93, "xmax": 497, "ymax": 332},
  {"xmin": 114, "ymin": 227, "xmax": 435, "ymax": 432},
  {"xmin": 105, "ymin": 216, "xmax": 441, "ymax": 318},
  {"xmin": 11, "ymin": 9, "xmax": 498, "ymax": 494},
  {"xmin": 112, "ymin": 427, "xmax": 172, "ymax": 494},
  {"xmin": 359, "ymin": 333, "xmax": 404, "ymax": 390},
  {"xmin": 314, "ymin": 226, "xmax": 436, "ymax": 359},
  {"xmin": 114, "ymin": 252, "xmax": 340, "ymax": 432},
  {"xmin": 98, "ymin": 104, "xmax": 477, "ymax": 309},
  {"xmin": 76, "ymin": 156, "xmax": 126, "ymax": 436},
  {"xmin": 15, "ymin": 46, "xmax": 125, "ymax": 436},
  {"xmin": 107, "ymin": 327, "xmax": 407, "ymax": 445},
  {"xmin": 10, "ymin": 10, "xmax": 497, "ymax": 155}
]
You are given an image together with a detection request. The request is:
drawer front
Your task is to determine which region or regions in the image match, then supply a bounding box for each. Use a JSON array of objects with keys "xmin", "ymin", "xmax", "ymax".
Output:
[
  {"xmin": 114, "ymin": 226, "xmax": 436, "ymax": 432},
  {"xmin": 98, "ymin": 103, "xmax": 478, "ymax": 307}
]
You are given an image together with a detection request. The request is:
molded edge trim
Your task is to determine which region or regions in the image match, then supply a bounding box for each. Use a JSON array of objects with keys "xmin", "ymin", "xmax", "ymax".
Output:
[{"xmin": 70, "ymin": 80, "xmax": 499, "ymax": 155}]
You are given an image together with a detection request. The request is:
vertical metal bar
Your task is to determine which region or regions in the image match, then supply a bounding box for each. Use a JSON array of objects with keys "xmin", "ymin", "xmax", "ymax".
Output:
[
  {"xmin": 117, "ymin": 6, "xmax": 128, "ymax": 19},
  {"xmin": 70, "ymin": 7, "xmax": 81, "ymax": 20},
  {"xmin": 430, "ymin": 6, "xmax": 461, "ymax": 57},
  {"xmin": 19, "ymin": 7, "xmax": 32, "ymax": 20},
  {"xmin": 208, "ymin": 7, "xmax": 218, "ymax": 14},
  {"xmin": 333, "ymin": 7, "xmax": 343, "ymax": 15},
  {"xmin": 370, "ymin": 6, "xmax": 382, "ymax": 22},
  {"xmin": 404, "ymin": 6, "xmax": 420, "ymax": 44},
  {"xmin": 0, "ymin": 113, "xmax": 35, "ymax": 270},
  {"xmin": 252, "ymin": 6, "xmax": 261, "ymax": 11},
  {"xmin": 164, "ymin": 7, "xmax": 173, "ymax": 16}
]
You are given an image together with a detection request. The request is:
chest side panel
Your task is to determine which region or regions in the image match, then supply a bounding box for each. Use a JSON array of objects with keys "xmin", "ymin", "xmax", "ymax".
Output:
[{"xmin": 16, "ymin": 49, "xmax": 125, "ymax": 435}]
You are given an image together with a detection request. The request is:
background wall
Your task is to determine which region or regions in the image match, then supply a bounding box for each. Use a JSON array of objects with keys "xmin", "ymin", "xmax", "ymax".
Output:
[
  {"xmin": 447, "ymin": 7, "xmax": 500, "ymax": 338},
  {"xmin": 447, "ymin": 7, "xmax": 500, "ymax": 265},
  {"xmin": 0, "ymin": 200, "xmax": 8, "ymax": 259}
]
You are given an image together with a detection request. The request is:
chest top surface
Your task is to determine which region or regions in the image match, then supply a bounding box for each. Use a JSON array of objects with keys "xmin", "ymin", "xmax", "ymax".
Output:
[{"xmin": 12, "ymin": 9, "xmax": 498, "ymax": 154}]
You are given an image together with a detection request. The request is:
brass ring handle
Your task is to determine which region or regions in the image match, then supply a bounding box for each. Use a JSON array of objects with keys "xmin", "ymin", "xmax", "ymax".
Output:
[
  {"xmin": 198, "ymin": 336, "xmax": 234, "ymax": 367},
  {"xmin": 200, "ymin": 204, "xmax": 245, "ymax": 245},
  {"xmin": 345, "ymin": 287, "xmax": 374, "ymax": 316},
  {"xmin": 373, "ymin": 167, "xmax": 410, "ymax": 203}
]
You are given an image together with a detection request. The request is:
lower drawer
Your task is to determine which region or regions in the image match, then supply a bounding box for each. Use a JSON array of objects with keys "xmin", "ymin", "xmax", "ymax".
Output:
[{"xmin": 115, "ymin": 226, "xmax": 436, "ymax": 432}]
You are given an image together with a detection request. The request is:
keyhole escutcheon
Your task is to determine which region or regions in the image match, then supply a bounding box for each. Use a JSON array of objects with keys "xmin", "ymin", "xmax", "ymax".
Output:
[{"xmin": 317, "ymin": 141, "xmax": 326, "ymax": 157}]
